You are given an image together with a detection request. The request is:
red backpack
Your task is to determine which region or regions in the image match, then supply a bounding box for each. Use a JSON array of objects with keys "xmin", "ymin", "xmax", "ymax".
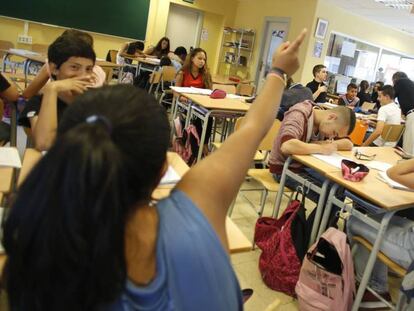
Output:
[{"xmin": 254, "ymin": 193, "xmax": 314, "ymax": 297}]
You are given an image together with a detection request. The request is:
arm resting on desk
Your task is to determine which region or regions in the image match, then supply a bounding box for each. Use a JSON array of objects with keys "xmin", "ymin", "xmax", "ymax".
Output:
[
  {"xmin": 281, "ymin": 139, "xmax": 338, "ymax": 155},
  {"xmin": 387, "ymin": 158, "xmax": 414, "ymax": 189}
]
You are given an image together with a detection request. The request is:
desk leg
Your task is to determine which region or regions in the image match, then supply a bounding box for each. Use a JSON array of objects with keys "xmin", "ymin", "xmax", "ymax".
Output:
[
  {"xmin": 272, "ymin": 157, "xmax": 292, "ymax": 218},
  {"xmin": 351, "ymin": 212, "xmax": 394, "ymax": 311},
  {"xmin": 316, "ymin": 184, "xmax": 339, "ymax": 240},
  {"xmin": 10, "ymin": 102, "xmax": 17, "ymax": 147},
  {"xmin": 309, "ymin": 179, "xmax": 330, "ymax": 246},
  {"xmin": 196, "ymin": 111, "xmax": 210, "ymax": 162},
  {"xmin": 2, "ymin": 53, "xmax": 10, "ymax": 72}
]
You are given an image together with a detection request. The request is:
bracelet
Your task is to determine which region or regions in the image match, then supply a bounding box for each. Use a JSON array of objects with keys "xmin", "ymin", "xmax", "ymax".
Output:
[{"xmin": 267, "ymin": 72, "xmax": 287, "ymax": 87}]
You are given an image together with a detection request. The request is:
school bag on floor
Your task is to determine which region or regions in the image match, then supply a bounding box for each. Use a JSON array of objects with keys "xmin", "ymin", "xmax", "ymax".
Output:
[
  {"xmin": 254, "ymin": 190, "xmax": 315, "ymax": 296},
  {"xmin": 295, "ymin": 227, "xmax": 355, "ymax": 311}
]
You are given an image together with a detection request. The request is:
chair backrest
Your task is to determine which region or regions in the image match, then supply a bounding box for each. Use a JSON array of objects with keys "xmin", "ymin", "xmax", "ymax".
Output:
[
  {"xmin": 381, "ymin": 123, "xmax": 405, "ymax": 142},
  {"xmin": 0, "ymin": 40, "xmax": 14, "ymax": 59},
  {"xmin": 31, "ymin": 43, "xmax": 48, "ymax": 54},
  {"xmin": 149, "ymin": 71, "xmax": 162, "ymax": 84},
  {"xmin": 212, "ymin": 83, "xmax": 236, "ymax": 95},
  {"xmin": 349, "ymin": 119, "xmax": 368, "ymax": 145},
  {"xmin": 233, "ymin": 118, "xmax": 281, "ymax": 151},
  {"xmin": 108, "ymin": 50, "xmax": 118, "ymax": 63},
  {"xmin": 360, "ymin": 101, "xmax": 375, "ymax": 111},
  {"xmin": 237, "ymin": 83, "xmax": 255, "ymax": 97},
  {"xmin": 161, "ymin": 66, "xmax": 176, "ymax": 82}
]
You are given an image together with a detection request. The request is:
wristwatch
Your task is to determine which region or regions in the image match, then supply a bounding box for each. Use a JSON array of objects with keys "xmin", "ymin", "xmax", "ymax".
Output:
[{"xmin": 268, "ymin": 67, "xmax": 288, "ymax": 85}]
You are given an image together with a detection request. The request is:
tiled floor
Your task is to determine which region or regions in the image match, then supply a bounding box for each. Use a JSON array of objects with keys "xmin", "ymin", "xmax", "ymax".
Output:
[{"xmin": 229, "ymin": 178, "xmax": 402, "ymax": 310}]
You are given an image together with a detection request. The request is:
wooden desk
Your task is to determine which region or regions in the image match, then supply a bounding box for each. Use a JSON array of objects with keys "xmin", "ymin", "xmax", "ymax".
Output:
[
  {"xmin": 212, "ymin": 74, "xmax": 252, "ymax": 85},
  {"xmin": 183, "ymin": 93, "xmax": 250, "ymax": 111},
  {"xmin": 0, "ymin": 168, "xmax": 14, "ymax": 193}
]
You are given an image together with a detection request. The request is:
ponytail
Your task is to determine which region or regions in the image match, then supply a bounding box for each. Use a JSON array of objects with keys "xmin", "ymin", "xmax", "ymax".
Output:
[{"xmin": 3, "ymin": 122, "xmax": 130, "ymax": 311}]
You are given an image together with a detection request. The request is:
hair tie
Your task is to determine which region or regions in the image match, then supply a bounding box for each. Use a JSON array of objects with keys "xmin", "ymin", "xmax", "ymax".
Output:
[{"xmin": 86, "ymin": 115, "xmax": 112, "ymax": 134}]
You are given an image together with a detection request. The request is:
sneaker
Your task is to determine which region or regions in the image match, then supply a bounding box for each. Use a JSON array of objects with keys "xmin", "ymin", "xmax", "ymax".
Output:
[{"xmin": 359, "ymin": 290, "xmax": 392, "ymax": 310}]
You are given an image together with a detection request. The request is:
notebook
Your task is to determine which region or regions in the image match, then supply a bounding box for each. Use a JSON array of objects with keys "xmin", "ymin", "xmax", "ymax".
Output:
[
  {"xmin": 376, "ymin": 171, "xmax": 414, "ymax": 192},
  {"xmin": 0, "ymin": 147, "xmax": 22, "ymax": 168}
]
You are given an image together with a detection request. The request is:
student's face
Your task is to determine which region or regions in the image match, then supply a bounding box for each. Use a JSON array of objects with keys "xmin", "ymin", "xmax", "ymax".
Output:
[
  {"xmin": 347, "ymin": 88, "xmax": 357, "ymax": 100},
  {"xmin": 378, "ymin": 91, "xmax": 390, "ymax": 106},
  {"xmin": 192, "ymin": 52, "xmax": 206, "ymax": 69},
  {"xmin": 161, "ymin": 40, "xmax": 169, "ymax": 50},
  {"xmin": 319, "ymin": 114, "xmax": 349, "ymax": 139},
  {"xmin": 53, "ymin": 57, "xmax": 94, "ymax": 80},
  {"xmin": 316, "ymin": 68, "xmax": 328, "ymax": 81}
]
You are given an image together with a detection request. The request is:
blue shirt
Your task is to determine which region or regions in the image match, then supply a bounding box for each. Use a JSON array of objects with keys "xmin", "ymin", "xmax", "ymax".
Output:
[{"xmin": 106, "ymin": 190, "xmax": 242, "ymax": 311}]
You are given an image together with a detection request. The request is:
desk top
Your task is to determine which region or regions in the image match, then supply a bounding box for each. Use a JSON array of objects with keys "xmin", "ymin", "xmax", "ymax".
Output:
[
  {"xmin": 0, "ymin": 168, "xmax": 14, "ymax": 193},
  {"xmin": 181, "ymin": 93, "xmax": 250, "ymax": 112},
  {"xmin": 292, "ymin": 154, "xmax": 340, "ymax": 174},
  {"xmin": 212, "ymin": 75, "xmax": 252, "ymax": 85}
]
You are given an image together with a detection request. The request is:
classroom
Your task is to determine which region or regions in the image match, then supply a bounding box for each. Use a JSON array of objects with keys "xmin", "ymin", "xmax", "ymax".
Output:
[{"xmin": 0, "ymin": 0, "xmax": 414, "ymax": 310}]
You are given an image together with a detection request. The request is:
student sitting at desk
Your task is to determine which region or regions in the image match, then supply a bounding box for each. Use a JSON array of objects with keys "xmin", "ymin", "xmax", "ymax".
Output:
[
  {"xmin": 22, "ymin": 29, "xmax": 105, "ymax": 100},
  {"xmin": 347, "ymin": 158, "xmax": 414, "ymax": 309},
  {"xmin": 357, "ymin": 80, "xmax": 373, "ymax": 106},
  {"xmin": 175, "ymin": 48, "xmax": 213, "ymax": 154},
  {"xmin": 168, "ymin": 46, "xmax": 187, "ymax": 72},
  {"xmin": 18, "ymin": 34, "xmax": 95, "ymax": 151},
  {"xmin": 2, "ymin": 29, "xmax": 307, "ymax": 311},
  {"xmin": 0, "ymin": 73, "xmax": 19, "ymax": 145},
  {"xmin": 338, "ymin": 83, "xmax": 360, "ymax": 108},
  {"xmin": 269, "ymin": 102, "xmax": 355, "ymax": 201},
  {"xmin": 306, "ymin": 64, "xmax": 328, "ymax": 103},
  {"xmin": 144, "ymin": 37, "xmax": 171, "ymax": 59},
  {"xmin": 362, "ymin": 85, "xmax": 401, "ymax": 147},
  {"xmin": 116, "ymin": 41, "xmax": 145, "ymax": 65}
]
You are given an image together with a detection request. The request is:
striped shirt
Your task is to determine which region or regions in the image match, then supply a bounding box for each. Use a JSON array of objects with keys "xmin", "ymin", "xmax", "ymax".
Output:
[{"xmin": 269, "ymin": 101, "xmax": 315, "ymax": 174}]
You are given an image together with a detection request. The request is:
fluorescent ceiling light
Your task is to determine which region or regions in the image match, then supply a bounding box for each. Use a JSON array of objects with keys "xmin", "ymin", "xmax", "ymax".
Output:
[{"xmin": 375, "ymin": 0, "xmax": 413, "ymax": 11}]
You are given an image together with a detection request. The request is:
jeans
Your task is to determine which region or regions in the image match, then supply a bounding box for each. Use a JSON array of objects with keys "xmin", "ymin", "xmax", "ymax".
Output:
[{"xmin": 347, "ymin": 214, "xmax": 414, "ymax": 293}]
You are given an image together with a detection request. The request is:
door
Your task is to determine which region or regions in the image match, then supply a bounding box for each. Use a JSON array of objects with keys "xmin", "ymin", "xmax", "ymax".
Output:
[
  {"xmin": 256, "ymin": 19, "xmax": 290, "ymax": 92},
  {"xmin": 166, "ymin": 3, "xmax": 203, "ymax": 52}
]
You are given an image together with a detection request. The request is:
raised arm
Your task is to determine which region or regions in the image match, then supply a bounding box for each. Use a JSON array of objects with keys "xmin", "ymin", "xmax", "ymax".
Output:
[
  {"xmin": 387, "ymin": 158, "xmax": 414, "ymax": 189},
  {"xmin": 177, "ymin": 29, "xmax": 307, "ymax": 250}
]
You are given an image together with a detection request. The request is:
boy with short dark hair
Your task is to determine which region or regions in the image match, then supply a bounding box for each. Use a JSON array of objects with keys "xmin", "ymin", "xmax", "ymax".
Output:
[
  {"xmin": 19, "ymin": 34, "xmax": 96, "ymax": 151},
  {"xmin": 306, "ymin": 64, "xmax": 328, "ymax": 103},
  {"xmin": 362, "ymin": 85, "xmax": 401, "ymax": 147},
  {"xmin": 338, "ymin": 83, "xmax": 360, "ymax": 108}
]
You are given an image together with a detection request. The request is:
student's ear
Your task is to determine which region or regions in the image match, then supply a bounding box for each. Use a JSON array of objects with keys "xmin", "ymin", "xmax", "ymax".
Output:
[{"xmin": 48, "ymin": 62, "xmax": 58, "ymax": 77}]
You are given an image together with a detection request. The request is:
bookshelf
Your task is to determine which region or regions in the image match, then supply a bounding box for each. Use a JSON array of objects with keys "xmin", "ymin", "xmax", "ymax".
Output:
[{"xmin": 218, "ymin": 27, "xmax": 255, "ymax": 78}]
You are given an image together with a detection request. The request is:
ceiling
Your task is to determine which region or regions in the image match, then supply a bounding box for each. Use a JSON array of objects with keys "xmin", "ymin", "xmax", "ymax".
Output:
[{"xmin": 324, "ymin": 0, "xmax": 414, "ymax": 36}]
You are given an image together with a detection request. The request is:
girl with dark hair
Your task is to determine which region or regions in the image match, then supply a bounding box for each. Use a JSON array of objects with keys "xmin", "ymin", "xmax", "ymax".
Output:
[
  {"xmin": 2, "ymin": 29, "xmax": 307, "ymax": 311},
  {"xmin": 357, "ymin": 80, "xmax": 372, "ymax": 105},
  {"xmin": 144, "ymin": 37, "xmax": 171, "ymax": 59}
]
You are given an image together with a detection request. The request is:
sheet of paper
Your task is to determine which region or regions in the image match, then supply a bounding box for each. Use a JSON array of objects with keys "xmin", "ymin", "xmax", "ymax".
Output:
[
  {"xmin": 0, "ymin": 147, "xmax": 22, "ymax": 168},
  {"xmin": 366, "ymin": 161, "xmax": 392, "ymax": 172},
  {"xmin": 226, "ymin": 94, "xmax": 253, "ymax": 101},
  {"xmin": 377, "ymin": 171, "xmax": 412, "ymax": 191},
  {"xmin": 160, "ymin": 165, "xmax": 181, "ymax": 185},
  {"xmin": 170, "ymin": 86, "xmax": 212, "ymax": 95},
  {"xmin": 311, "ymin": 153, "xmax": 351, "ymax": 169}
]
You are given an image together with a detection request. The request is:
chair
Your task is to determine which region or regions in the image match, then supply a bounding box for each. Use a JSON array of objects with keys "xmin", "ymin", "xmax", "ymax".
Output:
[
  {"xmin": 228, "ymin": 119, "xmax": 293, "ymax": 218},
  {"xmin": 212, "ymin": 83, "xmax": 236, "ymax": 94},
  {"xmin": 156, "ymin": 66, "xmax": 176, "ymax": 106},
  {"xmin": 381, "ymin": 124, "xmax": 405, "ymax": 144},
  {"xmin": 237, "ymin": 83, "xmax": 255, "ymax": 97},
  {"xmin": 108, "ymin": 49, "xmax": 118, "ymax": 63},
  {"xmin": 352, "ymin": 236, "xmax": 407, "ymax": 310},
  {"xmin": 148, "ymin": 71, "xmax": 162, "ymax": 96},
  {"xmin": 349, "ymin": 119, "xmax": 368, "ymax": 145}
]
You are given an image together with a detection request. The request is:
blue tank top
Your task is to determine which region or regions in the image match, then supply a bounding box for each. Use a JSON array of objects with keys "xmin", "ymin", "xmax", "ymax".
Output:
[{"xmin": 106, "ymin": 190, "xmax": 242, "ymax": 311}]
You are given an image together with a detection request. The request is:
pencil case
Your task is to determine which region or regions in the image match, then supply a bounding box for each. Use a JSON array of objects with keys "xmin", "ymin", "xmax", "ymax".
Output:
[{"xmin": 341, "ymin": 160, "xmax": 369, "ymax": 182}]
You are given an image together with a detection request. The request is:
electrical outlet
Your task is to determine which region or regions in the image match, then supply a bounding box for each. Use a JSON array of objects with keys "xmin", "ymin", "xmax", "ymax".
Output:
[{"xmin": 17, "ymin": 35, "xmax": 33, "ymax": 44}]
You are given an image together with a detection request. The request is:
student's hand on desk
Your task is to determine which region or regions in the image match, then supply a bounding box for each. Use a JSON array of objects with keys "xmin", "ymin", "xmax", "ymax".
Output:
[
  {"xmin": 271, "ymin": 28, "xmax": 307, "ymax": 76},
  {"xmin": 46, "ymin": 76, "xmax": 95, "ymax": 95},
  {"xmin": 319, "ymin": 143, "xmax": 337, "ymax": 155}
]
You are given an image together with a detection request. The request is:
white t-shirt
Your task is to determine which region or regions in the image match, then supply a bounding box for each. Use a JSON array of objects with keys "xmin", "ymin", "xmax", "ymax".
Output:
[{"xmin": 373, "ymin": 102, "xmax": 401, "ymax": 146}]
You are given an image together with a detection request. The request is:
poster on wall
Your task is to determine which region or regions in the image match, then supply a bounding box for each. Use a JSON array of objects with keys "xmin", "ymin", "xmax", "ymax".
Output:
[{"xmin": 313, "ymin": 41, "xmax": 324, "ymax": 58}]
